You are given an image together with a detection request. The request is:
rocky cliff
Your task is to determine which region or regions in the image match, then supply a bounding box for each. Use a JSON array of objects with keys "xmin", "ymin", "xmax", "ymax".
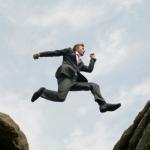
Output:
[
  {"xmin": 113, "ymin": 101, "xmax": 150, "ymax": 150},
  {"xmin": 0, "ymin": 112, "xmax": 29, "ymax": 150}
]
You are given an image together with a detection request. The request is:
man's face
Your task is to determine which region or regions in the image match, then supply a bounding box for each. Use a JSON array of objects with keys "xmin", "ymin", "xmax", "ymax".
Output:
[{"xmin": 76, "ymin": 46, "xmax": 85, "ymax": 56}]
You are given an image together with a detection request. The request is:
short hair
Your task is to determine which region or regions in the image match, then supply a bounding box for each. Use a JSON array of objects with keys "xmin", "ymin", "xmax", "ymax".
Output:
[{"xmin": 73, "ymin": 43, "xmax": 84, "ymax": 51}]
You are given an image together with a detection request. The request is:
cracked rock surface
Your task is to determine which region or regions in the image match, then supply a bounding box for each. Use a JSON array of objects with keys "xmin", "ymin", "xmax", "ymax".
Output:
[{"xmin": 113, "ymin": 101, "xmax": 150, "ymax": 150}]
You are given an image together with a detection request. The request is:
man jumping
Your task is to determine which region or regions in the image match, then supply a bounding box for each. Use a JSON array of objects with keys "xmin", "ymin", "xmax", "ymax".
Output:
[{"xmin": 31, "ymin": 43, "xmax": 121, "ymax": 113}]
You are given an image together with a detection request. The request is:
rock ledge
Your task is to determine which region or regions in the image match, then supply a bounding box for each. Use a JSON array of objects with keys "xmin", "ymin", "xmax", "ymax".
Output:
[{"xmin": 113, "ymin": 101, "xmax": 150, "ymax": 150}]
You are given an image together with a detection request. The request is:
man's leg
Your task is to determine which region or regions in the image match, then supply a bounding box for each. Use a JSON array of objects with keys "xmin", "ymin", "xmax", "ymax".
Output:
[
  {"xmin": 70, "ymin": 82, "xmax": 105, "ymax": 104},
  {"xmin": 40, "ymin": 78, "xmax": 73, "ymax": 102},
  {"xmin": 70, "ymin": 82, "xmax": 121, "ymax": 113}
]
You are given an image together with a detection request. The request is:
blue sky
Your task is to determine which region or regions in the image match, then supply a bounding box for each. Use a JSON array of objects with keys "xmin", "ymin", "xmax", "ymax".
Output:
[{"xmin": 0, "ymin": 0, "xmax": 150, "ymax": 149}]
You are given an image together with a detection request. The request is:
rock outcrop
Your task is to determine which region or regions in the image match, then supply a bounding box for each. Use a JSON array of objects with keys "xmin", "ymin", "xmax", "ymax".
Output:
[
  {"xmin": 0, "ymin": 112, "xmax": 29, "ymax": 150},
  {"xmin": 113, "ymin": 101, "xmax": 150, "ymax": 150}
]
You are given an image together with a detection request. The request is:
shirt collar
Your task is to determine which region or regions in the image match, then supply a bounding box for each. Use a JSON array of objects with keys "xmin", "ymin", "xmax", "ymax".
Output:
[{"xmin": 75, "ymin": 51, "xmax": 80, "ymax": 56}]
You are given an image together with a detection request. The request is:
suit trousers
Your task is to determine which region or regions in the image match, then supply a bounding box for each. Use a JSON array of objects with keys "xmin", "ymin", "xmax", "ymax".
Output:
[{"xmin": 41, "ymin": 76, "xmax": 105, "ymax": 105}]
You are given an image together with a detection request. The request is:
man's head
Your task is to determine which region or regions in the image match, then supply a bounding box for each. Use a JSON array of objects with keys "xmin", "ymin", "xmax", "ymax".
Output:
[{"xmin": 73, "ymin": 43, "xmax": 85, "ymax": 56}]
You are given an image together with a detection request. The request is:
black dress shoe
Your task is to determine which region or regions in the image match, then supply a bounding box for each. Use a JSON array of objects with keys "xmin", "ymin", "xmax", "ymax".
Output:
[
  {"xmin": 31, "ymin": 87, "xmax": 45, "ymax": 102},
  {"xmin": 100, "ymin": 103, "xmax": 121, "ymax": 113}
]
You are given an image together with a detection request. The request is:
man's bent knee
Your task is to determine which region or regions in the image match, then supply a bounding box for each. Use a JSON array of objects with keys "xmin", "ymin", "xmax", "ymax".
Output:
[
  {"xmin": 89, "ymin": 82, "xmax": 99, "ymax": 88},
  {"xmin": 57, "ymin": 95, "xmax": 66, "ymax": 102}
]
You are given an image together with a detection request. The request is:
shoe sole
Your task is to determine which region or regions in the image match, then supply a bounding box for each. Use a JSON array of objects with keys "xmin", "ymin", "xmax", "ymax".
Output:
[
  {"xmin": 100, "ymin": 104, "xmax": 121, "ymax": 113},
  {"xmin": 31, "ymin": 88, "xmax": 45, "ymax": 102}
]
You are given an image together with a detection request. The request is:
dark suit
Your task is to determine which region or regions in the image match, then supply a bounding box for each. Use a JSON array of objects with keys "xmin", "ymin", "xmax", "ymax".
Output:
[{"xmin": 39, "ymin": 47, "xmax": 105, "ymax": 104}]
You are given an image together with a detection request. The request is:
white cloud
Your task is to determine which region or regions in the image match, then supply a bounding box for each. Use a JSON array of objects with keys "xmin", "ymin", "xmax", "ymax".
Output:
[
  {"xmin": 132, "ymin": 79, "xmax": 150, "ymax": 98},
  {"xmin": 0, "ymin": 0, "xmax": 143, "ymax": 56},
  {"xmin": 25, "ymin": 0, "xmax": 143, "ymax": 29},
  {"xmin": 78, "ymin": 106, "xmax": 89, "ymax": 117},
  {"xmin": 0, "ymin": 0, "xmax": 143, "ymax": 28},
  {"xmin": 0, "ymin": 65, "xmax": 7, "ymax": 79},
  {"xmin": 85, "ymin": 29, "xmax": 131, "ymax": 79},
  {"xmin": 96, "ymin": 29, "xmax": 128, "ymax": 75},
  {"xmin": 112, "ymin": 78, "xmax": 150, "ymax": 109},
  {"xmin": 120, "ymin": 0, "xmax": 143, "ymax": 10},
  {"xmin": 88, "ymin": 25, "xmax": 145, "ymax": 79},
  {"xmin": 66, "ymin": 120, "xmax": 120, "ymax": 150}
]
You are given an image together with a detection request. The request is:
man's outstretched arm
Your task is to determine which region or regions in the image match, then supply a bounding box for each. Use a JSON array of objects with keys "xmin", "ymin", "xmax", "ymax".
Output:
[
  {"xmin": 80, "ymin": 53, "xmax": 97, "ymax": 73},
  {"xmin": 33, "ymin": 47, "xmax": 72, "ymax": 59}
]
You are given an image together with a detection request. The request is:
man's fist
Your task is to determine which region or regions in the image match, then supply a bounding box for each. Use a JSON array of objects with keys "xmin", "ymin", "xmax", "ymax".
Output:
[
  {"xmin": 90, "ymin": 53, "xmax": 96, "ymax": 59},
  {"xmin": 33, "ymin": 53, "xmax": 40, "ymax": 59}
]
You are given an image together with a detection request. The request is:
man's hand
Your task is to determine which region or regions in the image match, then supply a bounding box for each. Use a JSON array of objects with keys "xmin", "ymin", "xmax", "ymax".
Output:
[
  {"xmin": 90, "ymin": 53, "xmax": 96, "ymax": 59},
  {"xmin": 33, "ymin": 53, "xmax": 40, "ymax": 59}
]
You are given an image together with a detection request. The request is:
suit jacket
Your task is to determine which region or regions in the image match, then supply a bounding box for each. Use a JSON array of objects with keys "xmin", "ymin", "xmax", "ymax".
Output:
[{"xmin": 39, "ymin": 47, "xmax": 96, "ymax": 82}]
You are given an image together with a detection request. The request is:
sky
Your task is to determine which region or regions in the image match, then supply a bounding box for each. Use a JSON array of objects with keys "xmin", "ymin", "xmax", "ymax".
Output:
[{"xmin": 0, "ymin": 0, "xmax": 150, "ymax": 149}]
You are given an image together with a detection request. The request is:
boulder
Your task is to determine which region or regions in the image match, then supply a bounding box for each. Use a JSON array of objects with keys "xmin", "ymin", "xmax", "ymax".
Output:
[
  {"xmin": 0, "ymin": 112, "xmax": 29, "ymax": 150},
  {"xmin": 113, "ymin": 101, "xmax": 150, "ymax": 150}
]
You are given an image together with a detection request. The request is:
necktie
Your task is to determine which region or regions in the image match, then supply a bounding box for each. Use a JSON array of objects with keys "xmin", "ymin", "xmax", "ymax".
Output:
[{"xmin": 77, "ymin": 54, "xmax": 81, "ymax": 65}]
